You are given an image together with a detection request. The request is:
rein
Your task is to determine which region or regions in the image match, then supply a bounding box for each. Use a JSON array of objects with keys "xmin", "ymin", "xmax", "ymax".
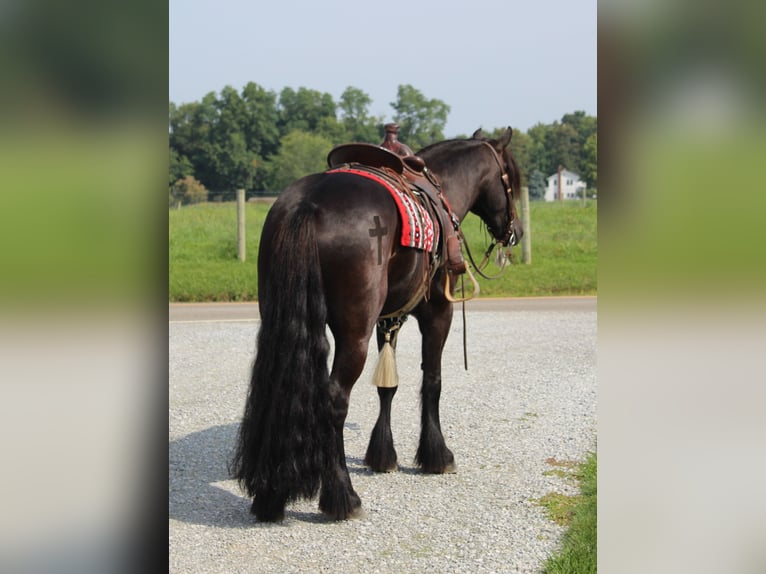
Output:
[{"xmin": 460, "ymin": 232, "xmax": 507, "ymax": 280}]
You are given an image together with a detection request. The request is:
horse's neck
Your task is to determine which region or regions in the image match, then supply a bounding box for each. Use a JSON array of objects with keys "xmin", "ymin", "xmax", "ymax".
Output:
[
  {"xmin": 440, "ymin": 177, "xmax": 471, "ymax": 223},
  {"xmin": 424, "ymin": 144, "xmax": 485, "ymax": 221},
  {"xmin": 428, "ymin": 157, "xmax": 482, "ymax": 222}
]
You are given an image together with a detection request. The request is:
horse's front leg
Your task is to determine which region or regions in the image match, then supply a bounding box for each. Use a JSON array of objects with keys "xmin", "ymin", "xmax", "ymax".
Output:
[{"xmin": 414, "ymin": 298, "xmax": 457, "ymax": 474}]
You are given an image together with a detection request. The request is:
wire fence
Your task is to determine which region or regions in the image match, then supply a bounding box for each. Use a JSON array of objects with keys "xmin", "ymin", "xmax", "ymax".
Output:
[{"xmin": 205, "ymin": 190, "xmax": 280, "ymax": 203}]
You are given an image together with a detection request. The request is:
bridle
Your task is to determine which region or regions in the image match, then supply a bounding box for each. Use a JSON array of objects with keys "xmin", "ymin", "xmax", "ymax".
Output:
[
  {"xmin": 460, "ymin": 141, "xmax": 518, "ymax": 280},
  {"xmin": 482, "ymin": 141, "xmax": 517, "ymax": 247}
]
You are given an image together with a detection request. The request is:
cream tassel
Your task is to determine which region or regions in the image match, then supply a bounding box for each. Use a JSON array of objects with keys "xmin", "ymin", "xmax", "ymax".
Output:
[{"xmin": 372, "ymin": 333, "xmax": 398, "ymax": 388}]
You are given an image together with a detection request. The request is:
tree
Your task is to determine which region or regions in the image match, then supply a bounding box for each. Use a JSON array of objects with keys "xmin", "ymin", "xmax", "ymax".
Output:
[
  {"xmin": 390, "ymin": 84, "xmax": 450, "ymax": 150},
  {"xmin": 169, "ymin": 148, "xmax": 194, "ymax": 186},
  {"xmin": 315, "ymin": 115, "xmax": 348, "ymax": 146},
  {"xmin": 265, "ymin": 130, "xmax": 333, "ymax": 191},
  {"xmin": 582, "ymin": 132, "xmax": 597, "ymax": 189},
  {"xmin": 508, "ymin": 128, "xmax": 530, "ymax": 185},
  {"xmin": 525, "ymin": 122, "xmax": 551, "ymax": 178},
  {"xmin": 208, "ymin": 131, "xmax": 257, "ymax": 191},
  {"xmin": 523, "ymin": 114, "xmax": 596, "ymax": 183},
  {"xmin": 169, "ymin": 81, "xmax": 595, "ymax": 200},
  {"xmin": 528, "ymin": 169, "xmax": 547, "ymax": 201},
  {"xmin": 561, "ymin": 110, "xmax": 597, "ymax": 181},
  {"xmin": 545, "ymin": 121, "xmax": 580, "ymax": 177},
  {"xmin": 170, "ymin": 175, "xmax": 207, "ymax": 207},
  {"xmin": 204, "ymin": 86, "xmax": 258, "ymax": 191},
  {"xmin": 277, "ymin": 87, "xmax": 338, "ymax": 137},
  {"xmin": 168, "ymin": 93, "xmax": 219, "ymax": 189},
  {"xmin": 338, "ymin": 86, "xmax": 381, "ymax": 143},
  {"xmin": 170, "ymin": 84, "xmax": 280, "ymax": 192},
  {"xmin": 240, "ymin": 82, "xmax": 280, "ymax": 159},
  {"xmin": 561, "ymin": 111, "xmax": 597, "ymax": 145}
]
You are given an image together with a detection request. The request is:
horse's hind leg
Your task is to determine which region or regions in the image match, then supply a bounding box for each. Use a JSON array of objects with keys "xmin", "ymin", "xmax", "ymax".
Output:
[
  {"xmin": 364, "ymin": 387, "xmax": 398, "ymax": 471},
  {"xmin": 364, "ymin": 325, "xmax": 402, "ymax": 472},
  {"xmin": 319, "ymin": 334, "xmax": 369, "ymax": 520}
]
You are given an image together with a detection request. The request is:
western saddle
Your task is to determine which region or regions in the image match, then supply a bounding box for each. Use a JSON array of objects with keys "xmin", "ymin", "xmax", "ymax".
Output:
[{"xmin": 326, "ymin": 124, "xmax": 467, "ymax": 275}]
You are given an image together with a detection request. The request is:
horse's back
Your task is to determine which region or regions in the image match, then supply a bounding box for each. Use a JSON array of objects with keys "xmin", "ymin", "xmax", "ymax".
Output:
[
  {"xmin": 266, "ymin": 171, "xmax": 395, "ymax": 227},
  {"xmin": 264, "ymin": 171, "xmax": 399, "ymax": 254}
]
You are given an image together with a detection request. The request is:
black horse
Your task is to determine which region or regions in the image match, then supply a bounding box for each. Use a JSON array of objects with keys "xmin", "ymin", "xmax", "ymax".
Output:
[{"xmin": 231, "ymin": 128, "xmax": 523, "ymax": 522}]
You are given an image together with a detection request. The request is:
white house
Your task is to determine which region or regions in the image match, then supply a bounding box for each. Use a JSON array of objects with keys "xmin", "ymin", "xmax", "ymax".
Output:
[{"xmin": 544, "ymin": 168, "xmax": 587, "ymax": 202}]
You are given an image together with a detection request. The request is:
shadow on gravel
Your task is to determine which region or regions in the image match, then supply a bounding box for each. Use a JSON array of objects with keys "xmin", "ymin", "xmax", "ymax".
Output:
[
  {"xmin": 169, "ymin": 423, "xmax": 254, "ymax": 528},
  {"xmin": 170, "ymin": 423, "xmax": 386, "ymax": 527}
]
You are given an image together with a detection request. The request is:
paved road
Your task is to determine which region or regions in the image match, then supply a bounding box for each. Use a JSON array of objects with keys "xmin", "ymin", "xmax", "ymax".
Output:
[
  {"xmin": 169, "ymin": 297, "xmax": 596, "ymax": 573},
  {"xmin": 169, "ymin": 296, "xmax": 596, "ymax": 323}
]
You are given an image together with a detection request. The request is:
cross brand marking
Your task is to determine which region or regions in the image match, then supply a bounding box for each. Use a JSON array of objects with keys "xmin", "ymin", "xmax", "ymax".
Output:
[{"xmin": 369, "ymin": 215, "xmax": 388, "ymax": 265}]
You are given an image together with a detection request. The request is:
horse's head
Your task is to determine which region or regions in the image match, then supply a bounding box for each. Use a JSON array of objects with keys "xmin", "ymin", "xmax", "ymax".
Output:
[{"xmin": 471, "ymin": 127, "xmax": 524, "ymax": 247}]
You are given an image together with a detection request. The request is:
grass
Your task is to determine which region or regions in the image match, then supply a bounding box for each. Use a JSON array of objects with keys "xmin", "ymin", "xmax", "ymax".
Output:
[
  {"xmin": 169, "ymin": 202, "xmax": 269, "ymax": 301},
  {"xmin": 169, "ymin": 199, "xmax": 596, "ymax": 301},
  {"xmin": 461, "ymin": 200, "xmax": 597, "ymax": 297},
  {"xmin": 539, "ymin": 451, "xmax": 597, "ymax": 574}
]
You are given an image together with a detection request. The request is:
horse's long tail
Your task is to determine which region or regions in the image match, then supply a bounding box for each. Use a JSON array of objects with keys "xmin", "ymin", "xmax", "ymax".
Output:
[{"xmin": 230, "ymin": 203, "xmax": 337, "ymax": 511}]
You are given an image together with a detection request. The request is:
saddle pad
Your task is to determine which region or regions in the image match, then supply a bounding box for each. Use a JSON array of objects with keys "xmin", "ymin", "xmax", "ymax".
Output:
[{"xmin": 327, "ymin": 166, "xmax": 437, "ymax": 253}]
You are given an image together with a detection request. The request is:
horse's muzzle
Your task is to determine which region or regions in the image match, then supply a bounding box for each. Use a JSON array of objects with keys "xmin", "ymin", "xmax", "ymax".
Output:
[
  {"xmin": 510, "ymin": 220, "xmax": 524, "ymax": 246},
  {"xmin": 501, "ymin": 220, "xmax": 523, "ymax": 247}
]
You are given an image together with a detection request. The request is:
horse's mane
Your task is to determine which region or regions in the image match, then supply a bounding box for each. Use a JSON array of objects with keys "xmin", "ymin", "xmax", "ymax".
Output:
[
  {"xmin": 418, "ymin": 135, "xmax": 521, "ymax": 196},
  {"xmin": 504, "ymin": 146, "xmax": 522, "ymax": 198},
  {"xmin": 416, "ymin": 137, "xmax": 477, "ymax": 155}
]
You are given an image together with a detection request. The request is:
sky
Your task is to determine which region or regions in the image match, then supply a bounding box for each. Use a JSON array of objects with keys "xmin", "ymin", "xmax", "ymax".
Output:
[{"xmin": 170, "ymin": 0, "xmax": 596, "ymax": 137}]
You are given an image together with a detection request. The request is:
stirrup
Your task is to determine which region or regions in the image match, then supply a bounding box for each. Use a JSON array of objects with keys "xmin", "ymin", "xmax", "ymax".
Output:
[
  {"xmin": 448, "ymin": 258, "xmax": 467, "ymax": 275},
  {"xmin": 444, "ymin": 264, "xmax": 480, "ymax": 303}
]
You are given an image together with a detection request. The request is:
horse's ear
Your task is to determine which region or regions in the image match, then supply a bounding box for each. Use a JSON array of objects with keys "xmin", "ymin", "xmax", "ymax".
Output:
[
  {"xmin": 496, "ymin": 127, "xmax": 513, "ymax": 150},
  {"xmin": 471, "ymin": 128, "xmax": 483, "ymax": 139}
]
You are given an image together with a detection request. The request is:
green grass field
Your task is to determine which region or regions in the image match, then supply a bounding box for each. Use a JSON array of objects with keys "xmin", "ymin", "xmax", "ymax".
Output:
[
  {"xmin": 542, "ymin": 452, "xmax": 597, "ymax": 574},
  {"xmin": 169, "ymin": 199, "xmax": 596, "ymax": 301}
]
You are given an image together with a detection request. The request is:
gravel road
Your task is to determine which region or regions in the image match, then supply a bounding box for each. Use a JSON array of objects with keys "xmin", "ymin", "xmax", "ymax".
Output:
[{"xmin": 169, "ymin": 298, "xmax": 596, "ymax": 573}]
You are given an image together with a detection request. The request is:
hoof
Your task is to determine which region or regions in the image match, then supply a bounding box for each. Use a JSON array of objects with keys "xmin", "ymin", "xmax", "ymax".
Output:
[
  {"xmin": 366, "ymin": 461, "xmax": 398, "ymax": 473},
  {"xmin": 443, "ymin": 461, "xmax": 458, "ymax": 474},
  {"xmin": 320, "ymin": 503, "xmax": 366, "ymax": 521},
  {"xmin": 415, "ymin": 443, "xmax": 456, "ymax": 474},
  {"xmin": 250, "ymin": 497, "xmax": 285, "ymax": 523},
  {"xmin": 417, "ymin": 455, "xmax": 457, "ymax": 474},
  {"xmin": 318, "ymin": 486, "xmax": 363, "ymax": 521},
  {"xmin": 363, "ymin": 450, "xmax": 398, "ymax": 474}
]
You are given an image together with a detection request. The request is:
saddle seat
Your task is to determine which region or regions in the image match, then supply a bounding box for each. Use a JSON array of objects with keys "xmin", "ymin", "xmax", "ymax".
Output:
[{"xmin": 327, "ymin": 143, "xmax": 405, "ymax": 174}]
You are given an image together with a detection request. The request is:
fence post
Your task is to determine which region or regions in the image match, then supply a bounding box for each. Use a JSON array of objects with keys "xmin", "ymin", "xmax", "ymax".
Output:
[
  {"xmin": 520, "ymin": 186, "xmax": 531, "ymax": 264},
  {"xmin": 237, "ymin": 189, "xmax": 246, "ymax": 262}
]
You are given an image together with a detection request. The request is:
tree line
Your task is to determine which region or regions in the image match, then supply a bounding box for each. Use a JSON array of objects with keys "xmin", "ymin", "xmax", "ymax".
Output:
[{"xmin": 169, "ymin": 83, "xmax": 596, "ymax": 204}]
